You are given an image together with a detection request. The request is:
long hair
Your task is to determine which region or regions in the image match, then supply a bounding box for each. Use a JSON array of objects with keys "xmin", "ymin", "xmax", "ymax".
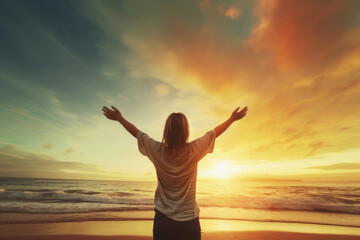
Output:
[{"xmin": 162, "ymin": 112, "xmax": 189, "ymax": 149}]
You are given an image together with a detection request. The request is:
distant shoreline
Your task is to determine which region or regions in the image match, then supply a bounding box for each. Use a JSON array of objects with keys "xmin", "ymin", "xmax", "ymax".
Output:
[{"xmin": 2, "ymin": 176, "xmax": 360, "ymax": 183}]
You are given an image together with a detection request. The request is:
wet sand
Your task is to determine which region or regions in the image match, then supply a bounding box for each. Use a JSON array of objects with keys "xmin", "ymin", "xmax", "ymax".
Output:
[{"xmin": 1, "ymin": 219, "xmax": 360, "ymax": 240}]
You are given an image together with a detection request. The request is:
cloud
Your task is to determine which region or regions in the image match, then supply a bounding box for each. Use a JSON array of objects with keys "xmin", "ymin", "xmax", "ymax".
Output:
[
  {"xmin": 157, "ymin": 0, "xmax": 360, "ymax": 97},
  {"xmin": 225, "ymin": 7, "xmax": 242, "ymax": 20},
  {"xmin": 305, "ymin": 162, "xmax": 360, "ymax": 170},
  {"xmin": 98, "ymin": 92, "xmax": 130, "ymax": 104},
  {"xmin": 65, "ymin": 147, "xmax": 76, "ymax": 154},
  {"xmin": 250, "ymin": 0, "xmax": 360, "ymax": 73},
  {"xmin": 308, "ymin": 141, "xmax": 333, "ymax": 151},
  {"xmin": 97, "ymin": 92, "xmax": 114, "ymax": 104},
  {"xmin": 1, "ymin": 144, "xmax": 101, "ymax": 172},
  {"xmin": 199, "ymin": 0, "xmax": 210, "ymax": 12},
  {"xmin": 155, "ymin": 84, "xmax": 169, "ymax": 97},
  {"xmin": 42, "ymin": 143, "xmax": 53, "ymax": 149},
  {"xmin": 118, "ymin": 94, "xmax": 129, "ymax": 101}
]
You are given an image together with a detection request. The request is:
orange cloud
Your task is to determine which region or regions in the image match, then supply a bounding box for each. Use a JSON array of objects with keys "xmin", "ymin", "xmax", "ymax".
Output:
[
  {"xmin": 163, "ymin": 20, "xmax": 274, "ymax": 99},
  {"xmin": 199, "ymin": 0, "xmax": 210, "ymax": 12},
  {"xmin": 225, "ymin": 7, "xmax": 242, "ymax": 20},
  {"xmin": 305, "ymin": 162, "xmax": 360, "ymax": 170},
  {"xmin": 250, "ymin": 0, "xmax": 360, "ymax": 73},
  {"xmin": 168, "ymin": 0, "xmax": 359, "ymax": 94}
]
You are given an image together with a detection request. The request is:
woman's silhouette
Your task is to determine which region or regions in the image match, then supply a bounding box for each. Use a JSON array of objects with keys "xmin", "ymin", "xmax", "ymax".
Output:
[{"xmin": 102, "ymin": 105, "xmax": 248, "ymax": 240}]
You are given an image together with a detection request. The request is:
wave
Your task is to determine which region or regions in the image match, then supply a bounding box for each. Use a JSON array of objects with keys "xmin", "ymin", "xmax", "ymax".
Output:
[
  {"xmin": 1, "ymin": 188, "xmax": 360, "ymax": 215},
  {"xmin": 1, "ymin": 188, "xmax": 134, "ymax": 196},
  {"xmin": 0, "ymin": 204, "xmax": 154, "ymax": 213},
  {"xmin": 1, "ymin": 178, "xmax": 360, "ymax": 228},
  {"xmin": 2, "ymin": 205, "xmax": 359, "ymax": 215},
  {"xmin": 1, "ymin": 204, "xmax": 359, "ymax": 215},
  {"xmin": 200, "ymin": 204, "xmax": 360, "ymax": 215},
  {"xmin": 0, "ymin": 189, "xmax": 153, "ymax": 205},
  {"xmin": 1, "ymin": 183, "xmax": 360, "ymax": 216},
  {"xmin": 196, "ymin": 193, "xmax": 360, "ymax": 215}
]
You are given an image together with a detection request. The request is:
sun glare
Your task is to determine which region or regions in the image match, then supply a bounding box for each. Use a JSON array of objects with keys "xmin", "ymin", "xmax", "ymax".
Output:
[
  {"xmin": 211, "ymin": 161, "xmax": 234, "ymax": 179},
  {"xmin": 210, "ymin": 161, "xmax": 250, "ymax": 179}
]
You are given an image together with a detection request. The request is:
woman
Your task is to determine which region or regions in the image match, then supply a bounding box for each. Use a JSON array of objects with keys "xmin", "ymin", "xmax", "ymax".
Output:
[{"xmin": 102, "ymin": 105, "xmax": 248, "ymax": 240}]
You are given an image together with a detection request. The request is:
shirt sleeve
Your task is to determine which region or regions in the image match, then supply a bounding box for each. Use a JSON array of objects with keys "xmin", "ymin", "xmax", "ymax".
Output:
[
  {"xmin": 190, "ymin": 130, "xmax": 216, "ymax": 162},
  {"xmin": 137, "ymin": 131, "xmax": 160, "ymax": 161}
]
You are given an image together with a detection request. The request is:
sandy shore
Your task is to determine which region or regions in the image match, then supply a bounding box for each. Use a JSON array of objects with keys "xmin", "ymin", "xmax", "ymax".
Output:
[
  {"xmin": 2, "ymin": 232, "xmax": 360, "ymax": 240},
  {"xmin": 1, "ymin": 220, "xmax": 360, "ymax": 240}
]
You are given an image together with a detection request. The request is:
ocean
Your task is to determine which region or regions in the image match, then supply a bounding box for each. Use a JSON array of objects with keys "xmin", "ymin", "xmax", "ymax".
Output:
[{"xmin": 1, "ymin": 177, "xmax": 360, "ymax": 227}]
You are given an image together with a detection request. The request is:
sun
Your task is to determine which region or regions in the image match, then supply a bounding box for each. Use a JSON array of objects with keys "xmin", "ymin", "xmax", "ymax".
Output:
[
  {"xmin": 211, "ymin": 161, "xmax": 234, "ymax": 179},
  {"xmin": 209, "ymin": 161, "xmax": 250, "ymax": 179}
]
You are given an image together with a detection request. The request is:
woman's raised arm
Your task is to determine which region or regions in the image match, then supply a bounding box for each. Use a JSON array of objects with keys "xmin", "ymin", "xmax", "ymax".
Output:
[
  {"xmin": 214, "ymin": 106, "xmax": 248, "ymax": 138},
  {"xmin": 102, "ymin": 105, "xmax": 140, "ymax": 138}
]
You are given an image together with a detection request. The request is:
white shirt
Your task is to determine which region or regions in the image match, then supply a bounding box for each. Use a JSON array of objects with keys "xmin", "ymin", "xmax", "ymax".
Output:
[{"xmin": 137, "ymin": 130, "xmax": 216, "ymax": 221}]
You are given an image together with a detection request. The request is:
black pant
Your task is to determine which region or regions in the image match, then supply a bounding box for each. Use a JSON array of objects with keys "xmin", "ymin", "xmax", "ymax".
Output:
[{"xmin": 153, "ymin": 210, "xmax": 201, "ymax": 240}]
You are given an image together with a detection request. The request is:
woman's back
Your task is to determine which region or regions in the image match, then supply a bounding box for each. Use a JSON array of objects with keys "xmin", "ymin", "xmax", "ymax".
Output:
[{"xmin": 137, "ymin": 130, "xmax": 216, "ymax": 221}]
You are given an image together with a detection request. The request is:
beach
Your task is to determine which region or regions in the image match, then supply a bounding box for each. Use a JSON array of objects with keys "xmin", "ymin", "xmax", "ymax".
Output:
[
  {"xmin": 1, "ymin": 178, "xmax": 360, "ymax": 239},
  {"xmin": 1, "ymin": 219, "xmax": 360, "ymax": 240}
]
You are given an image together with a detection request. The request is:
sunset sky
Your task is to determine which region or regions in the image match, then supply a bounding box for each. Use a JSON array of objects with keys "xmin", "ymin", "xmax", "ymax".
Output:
[{"xmin": 0, "ymin": 0, "xmax": 359, "ymax": 181}]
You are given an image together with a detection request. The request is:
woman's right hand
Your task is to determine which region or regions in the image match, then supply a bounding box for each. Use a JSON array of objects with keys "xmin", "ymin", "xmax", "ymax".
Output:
[
  {"xmin": 102, "ymin": 105, "xmax": 122, "ymax": 121},
  {"xmin": 230, "ymin": 107, "xmax": 248, "ymax": 121}
]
